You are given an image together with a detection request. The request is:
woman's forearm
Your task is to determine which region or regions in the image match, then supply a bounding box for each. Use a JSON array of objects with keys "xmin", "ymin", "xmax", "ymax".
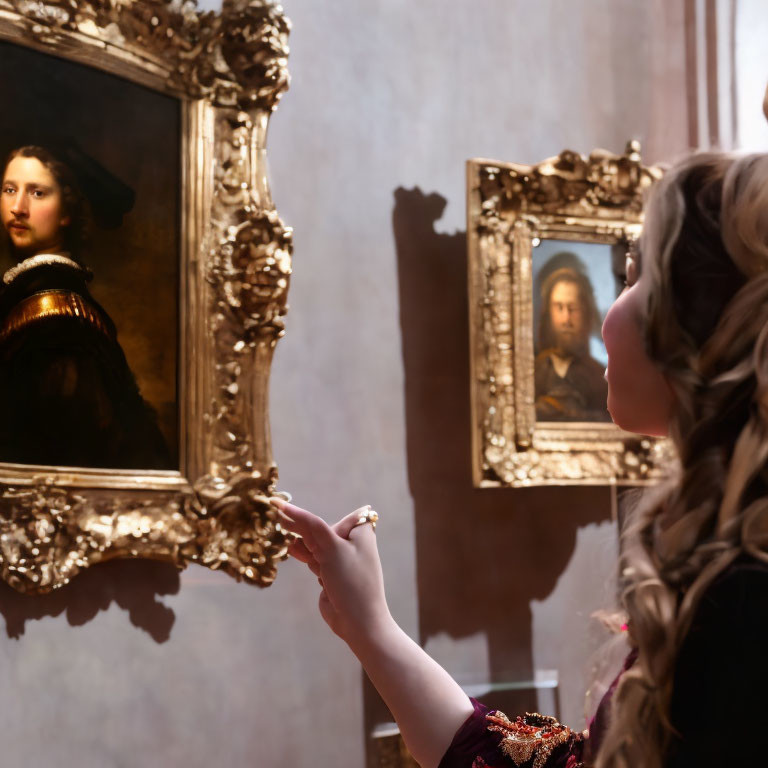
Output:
[
  {"xmin": 273, "ymin": 500, "xmax": 473, "ymax": 767},
  {"xmin": 348, "ymin": 615, "xmax": 474, "ymax": 768}
]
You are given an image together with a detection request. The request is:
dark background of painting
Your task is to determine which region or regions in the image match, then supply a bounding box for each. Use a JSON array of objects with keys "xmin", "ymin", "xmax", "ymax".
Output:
[{"xmin": 0, "ymin": 40, "xmax": 180, "ymax": 467}]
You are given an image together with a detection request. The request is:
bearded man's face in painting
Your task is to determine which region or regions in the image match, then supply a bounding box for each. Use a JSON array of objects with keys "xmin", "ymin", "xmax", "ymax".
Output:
[{"xmin": 548, "ymin": 279, "xmax": 588, "ymax": 356}]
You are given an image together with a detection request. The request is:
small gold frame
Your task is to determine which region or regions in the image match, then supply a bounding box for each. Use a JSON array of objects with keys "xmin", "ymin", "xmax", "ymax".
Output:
[
  {"xmin": 0, "ymin": 0, "xmax": 293, "ymax": 592},
  {"xmin": 467, "ymin": 142, "xmax": 673, "ymax": 488}
]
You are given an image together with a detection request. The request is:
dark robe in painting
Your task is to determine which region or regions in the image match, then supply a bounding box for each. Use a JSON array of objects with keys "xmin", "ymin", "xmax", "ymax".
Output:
[
  {"xmin": 0, "ymin": 255, "xmax": 172, "ymax": 469},
  {"xmin": 534, "ymin": 349, "xmax": 610, "ymax": 422}
]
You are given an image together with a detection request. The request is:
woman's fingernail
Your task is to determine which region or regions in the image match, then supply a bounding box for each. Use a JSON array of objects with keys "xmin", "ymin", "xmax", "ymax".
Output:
[{"xmin": 271, "ymin": 503, "xmax": 295, "ymax": 523}]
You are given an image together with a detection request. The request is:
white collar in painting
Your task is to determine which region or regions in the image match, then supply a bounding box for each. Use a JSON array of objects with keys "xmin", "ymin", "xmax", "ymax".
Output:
[{"xmin": 3, "ymin": 253, "xmax": 88, "ymax": 286}]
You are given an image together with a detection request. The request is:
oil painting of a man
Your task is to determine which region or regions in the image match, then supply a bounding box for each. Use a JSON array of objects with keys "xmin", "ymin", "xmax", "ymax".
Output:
[
  {"xmin": 0, "ymin": 145, "xmax": 172, "ymax": 468},
  {"xmin": 534, "ymin": 265, "xmax": 610, "ymax": 422}
]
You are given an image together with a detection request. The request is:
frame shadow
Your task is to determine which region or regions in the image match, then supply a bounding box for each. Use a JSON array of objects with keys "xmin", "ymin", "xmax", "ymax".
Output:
[{"xmin": 364, "ymin": 186, "xmax": 613, "ymax": 766}]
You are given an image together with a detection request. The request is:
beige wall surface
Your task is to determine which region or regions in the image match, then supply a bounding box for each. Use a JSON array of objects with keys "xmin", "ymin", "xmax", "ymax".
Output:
[{"xmin": 0, "ymin": 2, "xmax": 707, "ymax": 766}]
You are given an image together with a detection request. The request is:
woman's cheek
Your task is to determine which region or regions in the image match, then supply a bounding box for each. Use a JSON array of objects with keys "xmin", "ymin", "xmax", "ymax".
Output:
[
  {"xmin": 602, "ymin": 289, "xmax": 673, "ymax": 437},
  {"xmin": 602, "ymin": 291, "xmax": 642, "ymax": 426},
  {"xmin": 601, "ymin": 291, "xmax": 627, "ymax": 364}
]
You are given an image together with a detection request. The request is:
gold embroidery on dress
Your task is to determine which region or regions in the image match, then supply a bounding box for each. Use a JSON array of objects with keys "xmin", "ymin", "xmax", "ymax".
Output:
[{"xmin": 485, "ymin": 711, "xmax": 575, "ymax": 768}]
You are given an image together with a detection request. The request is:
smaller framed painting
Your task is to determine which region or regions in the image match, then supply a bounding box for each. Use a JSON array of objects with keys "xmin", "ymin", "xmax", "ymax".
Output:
[{"xmin": 467, "ymin": 142, "xmax": 673, "ymax": 487}]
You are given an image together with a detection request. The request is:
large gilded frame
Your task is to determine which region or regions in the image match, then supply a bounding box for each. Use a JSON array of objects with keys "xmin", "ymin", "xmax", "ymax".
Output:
[
  {"xmin": 468, "ymin": 142, "xmax": 673, "ymax": 487},
  {"xmin": 0, "ymin": 0, "xmax": 293, "ymax": 592}
]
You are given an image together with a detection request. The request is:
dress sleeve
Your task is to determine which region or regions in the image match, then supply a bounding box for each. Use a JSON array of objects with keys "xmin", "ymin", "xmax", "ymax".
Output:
[{"xmin": 438, "ymin": 699, "xmax": 587, "ymax": 768}]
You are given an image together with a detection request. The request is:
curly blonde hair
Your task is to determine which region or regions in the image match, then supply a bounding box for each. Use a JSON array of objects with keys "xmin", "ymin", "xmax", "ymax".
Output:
[{"xmin": 596, "ymin": 152, "xmax": 768, "ymax": 768}]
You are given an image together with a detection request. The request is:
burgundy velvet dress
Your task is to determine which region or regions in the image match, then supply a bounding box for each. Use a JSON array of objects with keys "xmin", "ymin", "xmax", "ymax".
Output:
[{"xmin": 438, "ymin": 557, "xmax": 768, "ymax": 768}]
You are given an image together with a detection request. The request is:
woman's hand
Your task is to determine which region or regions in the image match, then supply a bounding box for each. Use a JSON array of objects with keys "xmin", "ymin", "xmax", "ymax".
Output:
[
  {"xmin": 272, "ymin": 499, "xmax": 392, "ymax": 648},
  {"xmin": 273, "ymin": 498, "xmax": 474, "ymax": 768}
]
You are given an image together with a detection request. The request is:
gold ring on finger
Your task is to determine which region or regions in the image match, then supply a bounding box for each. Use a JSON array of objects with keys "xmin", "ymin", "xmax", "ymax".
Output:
[{"xmin": 352, "ymin": 508, "xmax": 379, "ymax": 531}]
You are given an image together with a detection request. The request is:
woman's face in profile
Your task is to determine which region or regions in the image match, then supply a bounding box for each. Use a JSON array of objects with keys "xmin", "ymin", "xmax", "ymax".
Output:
[
  {"xmin": 602, "ymin": 248, "xmax": 674, "ymax": 437},
  {"xmin": 1, "ymin": 155, "xmax": 70, "ymax": 258}
]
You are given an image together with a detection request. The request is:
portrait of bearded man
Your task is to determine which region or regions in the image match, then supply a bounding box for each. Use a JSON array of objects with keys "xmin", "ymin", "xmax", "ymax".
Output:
[{"xmin": 534, "ymin": 265, "xmax": 610, "ymax": 421}]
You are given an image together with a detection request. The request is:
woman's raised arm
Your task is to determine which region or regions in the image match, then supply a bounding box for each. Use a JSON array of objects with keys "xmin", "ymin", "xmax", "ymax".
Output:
[{"xmin": 272, "ymin": 498, "xmax": 474, "ymax": 768}]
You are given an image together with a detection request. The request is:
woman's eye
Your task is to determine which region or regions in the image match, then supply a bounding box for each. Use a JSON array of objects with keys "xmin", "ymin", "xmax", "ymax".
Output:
[{"xmin": 31, "ymin": 189, "xmax": 46, "ymax": 199}]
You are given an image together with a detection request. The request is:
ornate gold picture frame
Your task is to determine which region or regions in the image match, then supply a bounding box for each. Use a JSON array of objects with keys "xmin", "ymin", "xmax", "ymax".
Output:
[
  {"xmin": 0, "ymin": 0, "xmax": 293, "ymax": 591},
  {"xmin": 468, "ymin": 142, "xmax": 673, "ymax": 487}
]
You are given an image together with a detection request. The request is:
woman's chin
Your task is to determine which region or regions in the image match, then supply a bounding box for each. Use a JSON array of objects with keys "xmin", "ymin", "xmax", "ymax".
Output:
[{"xmin": 607, "ymin": 404, "xmax": 669, "ymax": 438}]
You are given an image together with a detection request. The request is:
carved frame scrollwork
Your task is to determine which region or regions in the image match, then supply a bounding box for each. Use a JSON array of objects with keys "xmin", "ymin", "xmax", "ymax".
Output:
[
  {"xmin": 0, "ymin": 0, "xmax": 293, "ymax": 592},
  {"xmin": 467, "ymin": 142, "xmax": 675, "ymax": 488}
]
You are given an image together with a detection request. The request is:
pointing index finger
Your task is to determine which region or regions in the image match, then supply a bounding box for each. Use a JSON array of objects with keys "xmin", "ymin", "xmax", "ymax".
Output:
[{"xmin": 271, "ymin": 498, "xmax": 335, "ymax": 553}]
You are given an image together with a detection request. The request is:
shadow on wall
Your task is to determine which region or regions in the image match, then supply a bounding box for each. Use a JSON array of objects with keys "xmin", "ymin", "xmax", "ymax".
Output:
[
  {"xmin": 366, "ymin": 187, "xmax": 613, "ymax": 763},
  {"xmin": 0, "ymin": 559, "xmax": 180, "ymax": 642}
]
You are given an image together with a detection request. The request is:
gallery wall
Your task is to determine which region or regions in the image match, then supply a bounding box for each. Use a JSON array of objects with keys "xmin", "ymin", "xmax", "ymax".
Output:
[
  {"xmin": 0, "ymin": 1, "xmax": 757, "ymax": 766},
  {"xmin": 266, "ymin": 0, "xmax": 692, "ymax": 757}
]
